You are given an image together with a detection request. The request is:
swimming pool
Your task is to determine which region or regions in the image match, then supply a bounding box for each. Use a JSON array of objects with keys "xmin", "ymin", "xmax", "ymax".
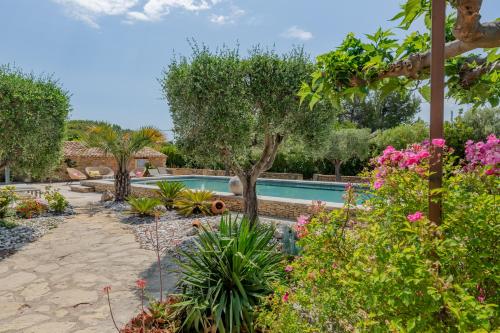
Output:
[{"xmin": 136, "ymin": 176, "xmax": 364, "ymax": 204}]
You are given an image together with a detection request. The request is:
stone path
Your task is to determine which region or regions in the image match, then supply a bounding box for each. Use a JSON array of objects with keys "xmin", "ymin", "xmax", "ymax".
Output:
[{"xmin": 0, "ymin": 208, "xmax": 157, "ymax": 333}]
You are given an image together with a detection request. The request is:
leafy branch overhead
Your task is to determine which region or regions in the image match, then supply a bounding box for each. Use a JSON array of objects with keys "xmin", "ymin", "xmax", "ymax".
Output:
[{"xmin": 299, "ymin": 0, "xmax": 500, "ymax": 108}]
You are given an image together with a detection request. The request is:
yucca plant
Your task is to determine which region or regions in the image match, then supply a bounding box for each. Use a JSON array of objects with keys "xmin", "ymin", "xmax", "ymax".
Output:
[
  {"xmin": 156, "ymin": 181, "xmax": 186, "ymax": 210},
  {"xmin": 173, "ymin": 215, "xmax": 283, "ymax": 333},
  {"xmin": 127, "ymin": 197, "xmax": 162, "ymax": 217},
  {"xmin": 174, "ymin": 190, "xmax": 213, "ymax": 216}
]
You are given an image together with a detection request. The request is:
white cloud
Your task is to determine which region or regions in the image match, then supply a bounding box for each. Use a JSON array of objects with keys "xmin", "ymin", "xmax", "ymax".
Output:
[
  {"xmin": 281, "ymin": 26, "xmax": 313, "ymax": 41},
  {"xmin": 53, "ymin": 0, "xmax": 139, "ymax": 28},
  {"xmin": 209, "ymin": 6, "xmax": 244, "ymax": 25},
  {"xmin": 132, "ymin": 0, "xmax": 220, "ymax": 22},
  {"xmin": 54, "ymin": 0, "xmax": 222, "ymax": 27}
]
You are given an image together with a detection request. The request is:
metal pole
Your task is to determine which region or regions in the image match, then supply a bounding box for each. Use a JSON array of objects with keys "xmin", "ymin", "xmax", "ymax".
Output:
[{"xmin": 429, "ymin": 0, "xmax": 446, "ymax": 224}]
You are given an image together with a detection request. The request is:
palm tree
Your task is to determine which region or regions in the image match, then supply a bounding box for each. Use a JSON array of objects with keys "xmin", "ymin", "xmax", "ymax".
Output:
[{"xmin": 84, "ymin": 124, "xmax": 165, "ymax": 201}]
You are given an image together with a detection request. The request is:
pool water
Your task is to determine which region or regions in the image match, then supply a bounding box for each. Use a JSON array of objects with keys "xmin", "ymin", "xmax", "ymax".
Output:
[{"xmin": 140, "ymin": 176, "xmax": 363, "ymax": 204}]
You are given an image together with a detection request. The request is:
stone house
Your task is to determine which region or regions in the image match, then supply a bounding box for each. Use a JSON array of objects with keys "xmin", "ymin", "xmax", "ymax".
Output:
[{"xmin": 56, "ymin": 141, "xmax": 166, "ymax": 179}]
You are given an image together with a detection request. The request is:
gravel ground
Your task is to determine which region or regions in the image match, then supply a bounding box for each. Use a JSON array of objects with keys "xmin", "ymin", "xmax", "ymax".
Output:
[
  {"xmin": 102, "ymin": 201, "xmax": 297, "ymax": 254},
  {"xmin": 0, "ymin": 215, "xmax": 66, "ymax": 259}
]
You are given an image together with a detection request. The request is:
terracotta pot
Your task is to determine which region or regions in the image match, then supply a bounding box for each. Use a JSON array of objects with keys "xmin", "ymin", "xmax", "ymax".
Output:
[{"xmin": 211, "ymin": 200, "xmax": 226, "ymax": 215}]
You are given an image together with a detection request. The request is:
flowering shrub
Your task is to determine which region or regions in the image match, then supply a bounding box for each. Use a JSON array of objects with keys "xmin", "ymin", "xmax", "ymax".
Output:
[
  {"xmin": 15, "ymin": 198, "xmax": 47, "ymax": 219},
  {"xmin": 257, "ymin": 137, "xmax": 499, "ymax": 332},
  {"xmin": 0, "ymin": 186, "xmax": 17, "ymax": 219},
  {"xmin": 464, "ymin": 134, "xmax": 499, "ymax": 175},
  {"xmin": 43, "ymin": 187, "xmax": 69, "ymax": 213}
]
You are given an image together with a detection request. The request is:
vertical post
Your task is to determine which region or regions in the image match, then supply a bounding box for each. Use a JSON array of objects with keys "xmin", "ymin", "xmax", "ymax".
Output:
[
  {"xmin": 429, "ymin": 0, "xmax": 446, "ymax": 224},
  {"xmin": 4, "ymin": 166, "xmax": 11, "ymax": 184}
]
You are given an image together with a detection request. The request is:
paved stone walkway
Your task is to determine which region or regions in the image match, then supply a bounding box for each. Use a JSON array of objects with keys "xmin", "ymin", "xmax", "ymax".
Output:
[{"xmin": 0, "ymin": 208, "xmax": 157, "ymax": 333}]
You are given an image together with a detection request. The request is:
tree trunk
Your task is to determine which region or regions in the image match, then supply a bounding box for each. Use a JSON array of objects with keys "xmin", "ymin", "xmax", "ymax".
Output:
[
  {"xmin": 240, "ymin": 173, "xmax": 258, "ymax": 224},
  {"xmin": 334, "ymin": 160, "xmax": 342, "ymax": 182},
  {"xmin": 115, "ymin": 169, "xmax": 131, "ymax": 201}
]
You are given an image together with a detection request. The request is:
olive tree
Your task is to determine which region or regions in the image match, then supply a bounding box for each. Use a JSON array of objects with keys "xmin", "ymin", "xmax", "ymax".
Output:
[
  {"xmin": 0, "ymin": 66, "xmax": 71, "ymax": 181},
  {"xmin": 163, "ymin": 46, "xmax": 333, "ymax": 222},
  {"xmin": 322, "ymin": 128, "xmax": 371, "ymax": 181}
]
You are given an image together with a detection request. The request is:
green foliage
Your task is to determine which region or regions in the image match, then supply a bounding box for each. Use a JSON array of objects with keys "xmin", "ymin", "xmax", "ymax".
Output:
[
  {"xmin": 298, "ymin": 2, "xmax": 499, "ymax": 109},
  {"xmin": 15, "ymin": 198, "xmax": 47, "ymax": 219},
  {"xmin": 323, "ymin": 128, "xmax": 371, "ymax": 166},
  {"xmin": 371, "ymin": 121, "xmax": 428, "ymax": 154},
  {"xmin": 0, "ymin": 186, "xmax": 17, "ymax": 219},
  {"xmin": 174, "ymin": 215, "xmax": 283, "ymax": 333},
  {"xmin": 162, "ymin": 43, "xmax": 334, "ymax": 177},
  {"xmin": 83, "ymin": 124, "xmax": 164, "ymax": 201},
  {"xmin": 174, "ymin": 190, "xmax": 213, "ymax": 217},
  {"xmin": 65, "ymin": 120, "xmax": 124, "ymax": 141},
  {"xmin": 156, "ymin": 181, "xmax": 186, "ymax": 210},
  {"xmin": 258, "ymin": 150, "xmax": 499, "ymax": 332},
  {"xmin": 127, "ymin": 197, "xmax": 162, "ymax": 217},
  {"xmin": 159, "ymin": 143, "xmax": 187, "ymax": 167},
  {"xmin": 43, "ymin": 187, "xmax": 69, "ymax": 213},
  {"xmin": 0, "ymin": 65, "xmax": 71, "ymax": 179},
  {"xmin": 340, "ymin": 90, "xmax": 421, "ymax": 131},
  {"xmin": 445, "ymin": 107, "xmax": 499, "ymax": 158}
]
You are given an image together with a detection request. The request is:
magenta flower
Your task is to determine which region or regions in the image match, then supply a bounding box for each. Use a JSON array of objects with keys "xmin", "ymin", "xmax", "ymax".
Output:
[
  {"xmin": 374, "ymin": 180, "xmax": 383, "ymax": 190},
  {"xmin": 282, "ymin": 292, "xmax": 289, "ymax": 302},
  {"xmin": 285, "ymin": 265, "xmax": 293, "ymax": 273},
  {"xmin": 297, "ymin": 215, "xmax": 309, "ymax": 227},
  {"xmin": 431, "ymin": 138, "xmax": 446, "ymax": 147},
  {"xmin": 407, "ymin": 211, "xmax": 424, "ymax": 222}
]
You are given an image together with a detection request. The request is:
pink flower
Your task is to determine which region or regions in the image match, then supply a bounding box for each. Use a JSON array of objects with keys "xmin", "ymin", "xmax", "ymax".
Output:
[
  {"xmin": 477, "ymin": 295, "xmax": 486, "ymax": 303},
  {"xmin": 103, "ymin": 285, "xmax": 112, "ymax": 293},
  {"xmin": 136, "ymin": 279, "xmax": 147, "ymax": 289},
  {"xmin": 331, "ymin": 262, "xmax": 338, "ymax": 269},
  {"xmin": 431, "ymin": 138, "xmax": 446, "ymax": 147},
  {"xmin": 282, "ymin": 292, "xmax": 289, "ymax": 302},
  {"xmin": 285, "ymin": 265, "xmax": 293, "ymax": 273},
  {"xmin": 373, "ymin": 180, "xmax": 383, "ymax": 190},
  {"xmin": 407, "ymin": 211, "xmax": 424, "ymax": 222},
  {"xmin": 296, "ymin": 215, "xmax": 309, "ymax": 227}
]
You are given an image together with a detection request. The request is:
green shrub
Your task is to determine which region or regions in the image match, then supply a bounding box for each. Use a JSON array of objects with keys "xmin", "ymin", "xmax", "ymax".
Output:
[
  {"xmin": 0, "ymin": 186, "xmax": 16, "ymax": 219},
  {"xmin": 43, "ymin": 187, "xmax": 69, "ymax": 213},
  {"xmin": 127, "ymin": 197, "xmax": 162, "ymax": 217},
  {"xmin": 174, "ymin": 215, "xmax": 283, "ymax": 333},
  {"xmin": 258, "ymin": 140, "xmax": 499, "ymax": 332},
  {"xmin": 160, "ymin": 143, "xmax": 187, "ymax": 168},
  {"xmin": 156, "ymin": 181, "xmax": 186, "ymax": 210},
  {"xmin": 174, "ymin": 190, "xmax": 213, "ymax": 217},
  {"xmin": 16, "ymin": 198, "xmax": 47, "ymax": 219}
]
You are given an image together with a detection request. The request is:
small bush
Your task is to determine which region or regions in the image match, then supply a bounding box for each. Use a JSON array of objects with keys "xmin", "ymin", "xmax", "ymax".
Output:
[
  {"xmin": 16, "ymin": 198, "xmax": 47, "ymax": 219},
  {"xmin": 127, "ymin": 197, "xmax": 162, "ymax": 217},
  {"xmin": 174, "ymin": 190, "xmax": 213, "ymax": 217},
  {"xmin": 156, "ymin": 181, "xmax": 186, "ymax": 210},
  {"xmin": 0, "ymin": 186, "xmax": 17, "ymax": 219},
  {"xmin": 173, "ymin": 215, "xmax": 283, "ymax": 332},
  {"xmin": 43, "ymin": 187, "xmax": 69, "ymax": 213}
]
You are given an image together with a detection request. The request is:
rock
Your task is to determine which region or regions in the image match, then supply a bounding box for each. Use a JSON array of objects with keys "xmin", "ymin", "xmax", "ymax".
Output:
[
  {"xmin": 100, "ymin": 190, "xmax": 114, "ymax": 202},
  {"xmin": 0, "ymin": 272, "xmax": 37, "ymax": 291},
  {"xmin": 186, "ymin": 227, "xmax": 198, "ymax": 236},
  {"xmin": 228, "ymin": 176, "xmax": 243, "ymax": 195}
]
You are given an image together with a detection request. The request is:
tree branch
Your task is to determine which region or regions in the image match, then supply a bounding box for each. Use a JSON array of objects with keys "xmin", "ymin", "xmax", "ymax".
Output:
[
  {"xmin": 367, "ymin": 0, "xmax": 500, "ymax": 84},
  {"xmin": 251, "ymin": 131, "xmax": 283, "ymax": 178}
]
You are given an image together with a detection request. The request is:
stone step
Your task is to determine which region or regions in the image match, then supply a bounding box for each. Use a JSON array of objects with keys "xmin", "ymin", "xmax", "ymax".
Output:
[{"xmin": 70, "ymin": 184, "xmax": 95, "ymax": 193}]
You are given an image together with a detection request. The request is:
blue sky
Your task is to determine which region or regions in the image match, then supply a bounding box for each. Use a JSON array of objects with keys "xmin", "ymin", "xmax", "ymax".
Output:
[{"xmin": 1, "ymin": 1, "xmax": 499, "ymax": 137}]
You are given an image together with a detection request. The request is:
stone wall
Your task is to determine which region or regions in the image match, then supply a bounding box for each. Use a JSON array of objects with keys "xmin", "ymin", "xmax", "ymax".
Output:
[
  {"xmin": 81, "ymin": 179, "xmax": 340, "ymax": 220},
  {"xmin": 312, "ymin": 174, "xmax": 369, "ymax": 183},
  {"xmin": 166, "ymin": 168, "xmax": 303, "ymax": 180}
]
